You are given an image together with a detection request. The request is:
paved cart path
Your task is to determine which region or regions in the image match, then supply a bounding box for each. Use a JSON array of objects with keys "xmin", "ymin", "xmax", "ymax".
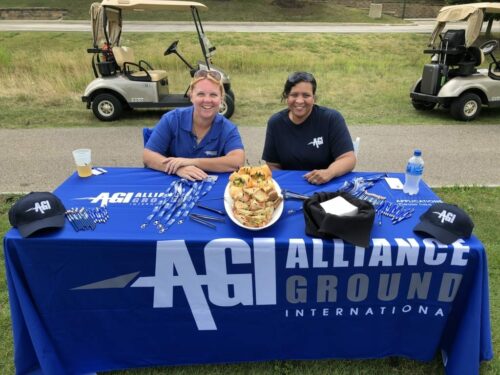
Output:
[
  {"xmin": 3, "ymin": 19, "xmax": 500, "ymax": 34},
  {"xmin": 1, "ymin": 124, "xmax": 499, "ymax": 193}
]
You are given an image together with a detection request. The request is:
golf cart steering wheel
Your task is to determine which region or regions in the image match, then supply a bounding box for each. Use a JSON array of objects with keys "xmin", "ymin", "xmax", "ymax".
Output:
[
  {"xmin": 480, "ymin": 40, "xmax": 499, "ymax": 56},
  {"xmin": 164, "ymin": 40, "xmax": 179, "ymax": 56}
]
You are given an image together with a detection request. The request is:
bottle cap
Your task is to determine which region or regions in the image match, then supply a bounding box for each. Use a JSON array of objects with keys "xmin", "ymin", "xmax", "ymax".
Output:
[{"xmin": 414, "ymin": 149, "xmax": 422, "ymax": 156}]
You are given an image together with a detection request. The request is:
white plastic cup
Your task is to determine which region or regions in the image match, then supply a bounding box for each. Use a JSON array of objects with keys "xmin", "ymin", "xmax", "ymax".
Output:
[{"xmin": 72, "ymin": 149, "xmax": 92, "ymax": 178}]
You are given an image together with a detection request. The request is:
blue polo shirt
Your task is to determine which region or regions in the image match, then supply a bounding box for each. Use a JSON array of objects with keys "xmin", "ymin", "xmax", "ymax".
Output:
[{"xmin": 145, "ymin": 107, "xmax": 244, "ymax": 158}]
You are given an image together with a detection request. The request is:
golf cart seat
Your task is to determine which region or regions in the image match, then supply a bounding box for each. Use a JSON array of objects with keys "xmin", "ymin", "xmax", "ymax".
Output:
[
  {"xmin": 441, "ymin": 29, "xmax": 467, "ymax": 66},
  {"xmin": 113, "ymin": 46, "xmax": 168, "ymax": 82},
  {"xmin": 440, "ymin": 29, "xmax": 484, "ymax": 77},
  {"xmin": 466, "ymin": 46, "xmax": 484, "ymax": 66},
  {"xmin": 448, "ymin": 46, "xmax": 484, "ymax": 77}
]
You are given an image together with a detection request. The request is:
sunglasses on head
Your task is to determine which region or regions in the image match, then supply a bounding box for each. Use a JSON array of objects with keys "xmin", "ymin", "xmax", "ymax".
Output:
[
  {"xmin": 193, "ymin": 69, "xmax": 222, "ymax": 81},
  {"xmin": 287, "ymin": 72, "xmax": 315, "ymax": 84}
]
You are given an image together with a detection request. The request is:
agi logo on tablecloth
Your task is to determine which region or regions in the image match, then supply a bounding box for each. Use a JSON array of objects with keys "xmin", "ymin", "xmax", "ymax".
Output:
[
  {"xmin": 73, "ymin": 237, "xmax": 471, "ymax": 331},
  {"xmin": 127, "ymin": 237, "xmax": 469, "ymax": 331},
  {"xmin": 76, "ymin": 191, "xmax": 170, "ymax": 206},
  {"xmin": 132, "ymin": 238, "xmax": 277, "ymax": 330}
]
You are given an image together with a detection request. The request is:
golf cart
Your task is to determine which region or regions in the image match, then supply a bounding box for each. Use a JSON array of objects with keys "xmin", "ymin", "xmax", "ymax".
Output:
[
  {"xmin": 82, "ymin": 0, "xmax": 235, "ymax": 121},
  {"xmin": 410, "ymin": 2, "xmax": 500, "ymax": 121}
]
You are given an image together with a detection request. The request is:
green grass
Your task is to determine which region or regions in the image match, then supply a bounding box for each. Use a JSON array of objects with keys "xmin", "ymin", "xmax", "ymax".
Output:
[
  {"xmin": 0, "ymin": 2, "xmax": 499, "ymax": 372},
  {"xmin": 1, "ymin": 0, "xmax": 407, "ymax": 23},
  {"xmin": 1, "ymin": 31, "xmax": 500, "ymax": 128},
  {"xmin": 0, "ymin": 195, "xmax": 20, "ymax": 375},
  {"xmin": 1, "ymin": 187, "xmax": 499, "ymax": 374}
]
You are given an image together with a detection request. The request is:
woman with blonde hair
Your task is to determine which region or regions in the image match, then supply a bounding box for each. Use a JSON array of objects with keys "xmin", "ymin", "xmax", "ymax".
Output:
[{"xmin": 143, "ymin": 69, "xmax": 245, "ymax": 181}]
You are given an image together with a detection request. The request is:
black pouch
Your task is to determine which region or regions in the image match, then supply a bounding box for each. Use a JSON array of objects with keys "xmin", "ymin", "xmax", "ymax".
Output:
[{"xmin": 303, "ymin": 191, "xmax": 375, "ymax": 248}]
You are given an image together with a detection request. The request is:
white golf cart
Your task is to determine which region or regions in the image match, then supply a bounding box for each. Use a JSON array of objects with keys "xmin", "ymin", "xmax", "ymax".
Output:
[
  {"xmin": 82, "ymin": 0, "xmax": 234, "ymax": 121},
  {"xmin": 410, "ymin": 2, "xmax": 500, "ymax": 121}
]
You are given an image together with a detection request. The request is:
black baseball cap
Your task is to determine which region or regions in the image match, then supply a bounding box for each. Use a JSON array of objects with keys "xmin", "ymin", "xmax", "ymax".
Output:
[
  {"xmin": 8, "ymin": 192, "xmax": 66, "ymax": 238},
  {"xmin": 413, "ymin": 203, "xmax": 474, "ymax": 244}
]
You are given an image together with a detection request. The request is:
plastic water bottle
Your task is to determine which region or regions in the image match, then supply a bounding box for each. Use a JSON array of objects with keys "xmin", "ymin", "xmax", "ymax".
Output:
[{"xmin": 403, "ymin": 149, "xmax": 424, "ymax": 195}]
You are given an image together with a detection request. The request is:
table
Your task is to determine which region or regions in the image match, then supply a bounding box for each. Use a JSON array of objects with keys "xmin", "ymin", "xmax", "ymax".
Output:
[{"xmin": 3, "ymin": 168, "xmax": 493, "ymax": 375}]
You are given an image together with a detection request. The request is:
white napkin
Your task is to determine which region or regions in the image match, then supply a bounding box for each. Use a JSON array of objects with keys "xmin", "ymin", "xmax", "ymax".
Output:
[
  {"xmin": 320, "ymin": 196, "xmax": 358, "ymax": 217},
  {"xmin": 385, "ymin": 177, "xmax": 404, "ymax": 190}
]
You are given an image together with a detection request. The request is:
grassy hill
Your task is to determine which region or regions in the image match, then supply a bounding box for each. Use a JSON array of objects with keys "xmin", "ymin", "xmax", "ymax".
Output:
[{"xmin": 1, "ymin": 0, "xmax": 406, "ymax": 23}]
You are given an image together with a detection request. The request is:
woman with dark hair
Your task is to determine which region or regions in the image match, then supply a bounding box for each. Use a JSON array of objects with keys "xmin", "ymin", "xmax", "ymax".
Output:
[{"xmin": 261, "ymin": 71, "xmax": 356, "ymax": 185}]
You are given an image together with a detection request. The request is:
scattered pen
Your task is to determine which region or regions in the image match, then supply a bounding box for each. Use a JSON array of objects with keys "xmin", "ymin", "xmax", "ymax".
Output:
[
  {"xmin": 189, "ymin": 215, "xmax": 216, "ymax": 229},
  {"xmin": 190, "ymin": 213, "xmax": 225, "ymax": 223},
  {"xmin": 196, "ymin": 203, "xmax": 225, "ymax": 216}
]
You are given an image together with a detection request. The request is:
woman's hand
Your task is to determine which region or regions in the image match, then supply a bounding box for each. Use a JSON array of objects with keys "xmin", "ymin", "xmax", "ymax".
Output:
[
  {"xmin": 304, "ymin": 152, "xmax": 357, "ymax": 185},
  {"xmin": 304, "ymin": 169, "xmax": 332, "ymax": 185},
  {"xmin": 175, "ymin": 166, "xmax": 208, "ymax": 181},
  {"xmin": 162, "ymin": 157, "xmax": 194, "ymax": 175}
]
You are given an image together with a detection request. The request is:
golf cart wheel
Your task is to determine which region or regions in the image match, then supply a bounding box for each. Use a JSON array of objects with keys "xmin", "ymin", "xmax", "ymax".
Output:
[
  {"xmin": 412, "ymin": 100, "xmax": 436, "ymax": 111},
  {"xmin": 92, "ymin": 93, "xmax": 123, "ymax": 121},
  {"xmin": 226, "ymin": 88, "xmax": 235, "ymax": 102},
  {"xmin": 450, "ymin": 93, "xmax": 481, "ymax": 121},
  {"xmin": 220, "ymin": 91, "xmax": 235, "ymax": 119}
]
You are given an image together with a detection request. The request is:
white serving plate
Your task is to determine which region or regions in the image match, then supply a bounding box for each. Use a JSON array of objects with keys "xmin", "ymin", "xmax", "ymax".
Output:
[{"xmin": 224, "ymin": 179, "xmax": 284, "ymax": 231}]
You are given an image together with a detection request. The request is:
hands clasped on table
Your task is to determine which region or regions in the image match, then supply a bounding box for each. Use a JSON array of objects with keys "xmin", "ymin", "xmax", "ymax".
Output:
[{"xmin": 162, "ymin": 157, "xmax": 208, "ymax": 181}]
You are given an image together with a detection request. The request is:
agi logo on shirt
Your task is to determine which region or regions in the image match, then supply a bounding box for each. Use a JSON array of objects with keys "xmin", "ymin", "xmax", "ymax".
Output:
[
  {"xmin": 204, "ymin": 150, "xmax": 217, "ymax": 157},
  {"xmin": 308, "ymin": 137, "xmax": 323, "ymax": 149}
]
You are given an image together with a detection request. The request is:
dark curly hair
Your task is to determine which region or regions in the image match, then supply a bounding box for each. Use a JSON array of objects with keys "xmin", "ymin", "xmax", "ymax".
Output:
[{"xmin": 281, "ymin": 71, "xmax": 317, "ymax": 101}]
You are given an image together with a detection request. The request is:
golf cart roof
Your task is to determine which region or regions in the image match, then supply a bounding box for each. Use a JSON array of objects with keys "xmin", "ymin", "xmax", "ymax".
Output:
[
  {"xmin": 430, "ymin": 2, "xmax": 500, "ymax": 47},
  {"xmin": 100, "ymin": 0, "xmax": 207, "ymax": 11},
  {"xmin": 91, "ymin": 0, "xmax": 207, "ymax": 48}
]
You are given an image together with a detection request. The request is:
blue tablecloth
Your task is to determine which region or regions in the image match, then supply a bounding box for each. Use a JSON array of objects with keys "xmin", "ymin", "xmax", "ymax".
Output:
[{"xmin": 3, "ymin": 168, "xmax": 493, "ymax": 375}]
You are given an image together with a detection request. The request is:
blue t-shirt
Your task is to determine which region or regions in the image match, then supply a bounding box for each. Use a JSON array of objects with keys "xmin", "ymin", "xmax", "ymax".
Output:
[
  {"xmin": 261, "ymin": 105, "xmax": 353, "ymax": 170},
  {"xmin": 146, "ymin": 107, "xmax": 244, "ymax": 158}
]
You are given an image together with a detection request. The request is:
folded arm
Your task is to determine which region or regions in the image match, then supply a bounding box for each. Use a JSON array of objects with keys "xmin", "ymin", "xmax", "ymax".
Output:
[{"xmin": 143, "ymin": 148, "xmax": 245, "ymax": 175}]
